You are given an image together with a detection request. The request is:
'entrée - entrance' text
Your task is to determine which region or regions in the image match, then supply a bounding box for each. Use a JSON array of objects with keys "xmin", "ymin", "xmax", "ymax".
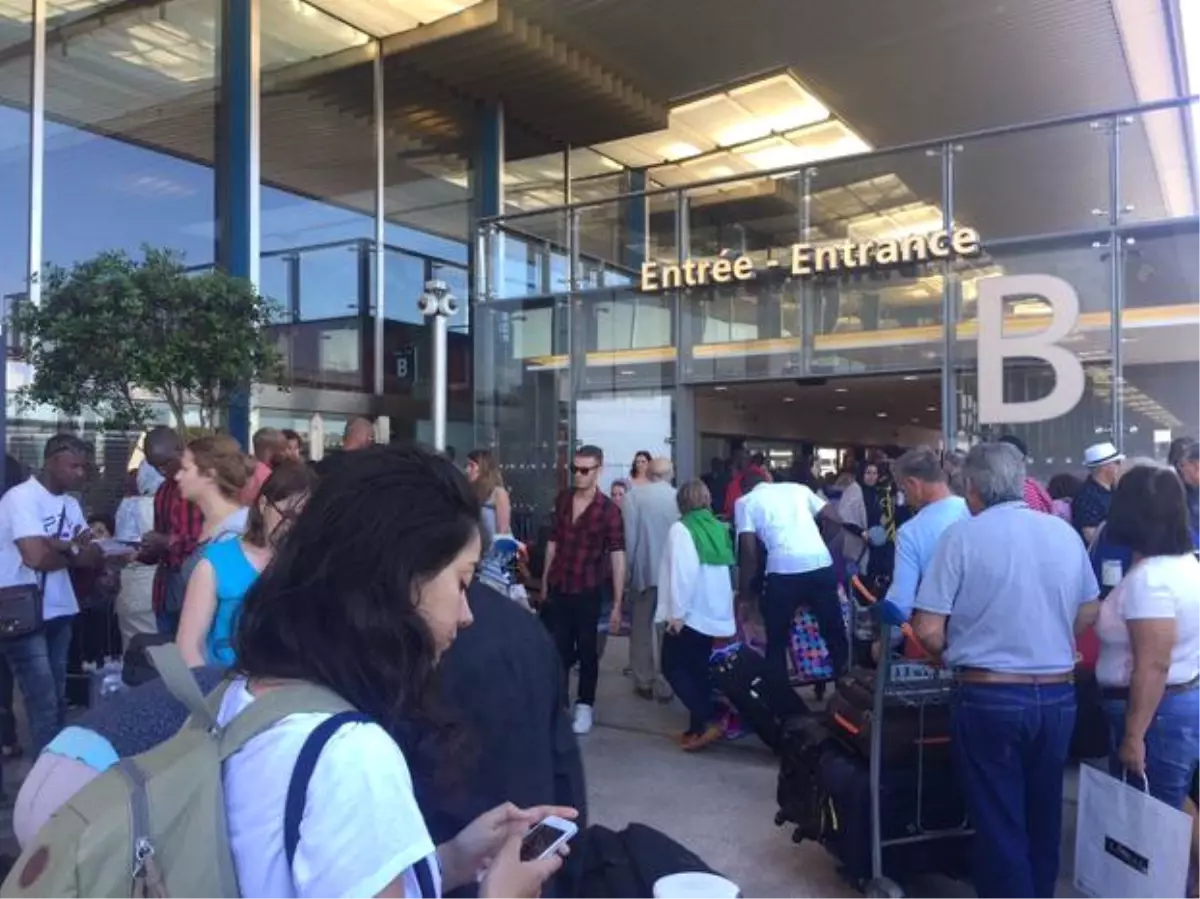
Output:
[{"xmin": 638, "ymin": 227, "xmax": 982, "ymax": 292}]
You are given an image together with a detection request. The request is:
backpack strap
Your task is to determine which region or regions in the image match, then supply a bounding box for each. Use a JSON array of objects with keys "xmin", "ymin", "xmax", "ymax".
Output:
[
  {"xmin": 283, "ymin": 711, "xmax": 439, "ymax": 898},
  {"xmin": 284, "ymin": 711, "xmax": 371, "ymax": 868},
  {"xmin": 147, "ymin": 643, "xmax": 219, "ymax": 731}
]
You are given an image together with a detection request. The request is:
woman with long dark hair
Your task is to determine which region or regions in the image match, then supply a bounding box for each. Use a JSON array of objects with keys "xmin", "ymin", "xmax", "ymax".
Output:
[
  {"xmin": 177, "ymin": 462, "xmax": 316, "ymax": 667},
  {"xmin": 221, "ymin": 445, "xmax": 572, "ymax": 897},
  {"xmin": 466, "ymin": 449, "xmax": 510, "ymax": 541},
  {"xmin": 629, "ymin": 450, "xmax": 652, "ymax": 488}
]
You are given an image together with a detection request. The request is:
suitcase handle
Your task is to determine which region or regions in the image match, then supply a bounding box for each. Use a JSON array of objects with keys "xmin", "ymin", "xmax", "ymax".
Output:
[{"xmin": 850, "ymin": 575, "xmax": 930, "ymax": 661}]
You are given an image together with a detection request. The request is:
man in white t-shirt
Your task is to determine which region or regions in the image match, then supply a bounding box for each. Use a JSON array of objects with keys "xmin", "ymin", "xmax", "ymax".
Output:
[
  {"xmin": 734, "ymin": 470, "xmax": 846, "ymax": 714},
  {"xmin": 0, "ymin": 434, "xmax": 103, "ymax": 753}
]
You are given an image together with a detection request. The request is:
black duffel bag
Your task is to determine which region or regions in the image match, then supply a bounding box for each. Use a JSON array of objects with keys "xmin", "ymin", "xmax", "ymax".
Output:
[{"xmin": 573, "ymin": 823, "xmax": 723, "ymax": 898}]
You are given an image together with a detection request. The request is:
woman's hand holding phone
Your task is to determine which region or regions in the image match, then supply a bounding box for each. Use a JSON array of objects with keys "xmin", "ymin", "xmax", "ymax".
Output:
[
  {"xmin": 480, "ymin": 825, "xmax": 569, "ymax": 898},
  {"xmin": 440, "ymin": 802, "xmax": 577, "ymax": 896}
]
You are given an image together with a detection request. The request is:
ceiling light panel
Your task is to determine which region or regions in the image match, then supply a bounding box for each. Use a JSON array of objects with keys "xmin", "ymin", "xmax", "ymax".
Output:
[
  {"xmin": 729, "ymin": 73, "xmax": 829, "ymax": 132},
  {"xmin": 306, "ymin": 0, "xmax": 485, "ymax": 38}
]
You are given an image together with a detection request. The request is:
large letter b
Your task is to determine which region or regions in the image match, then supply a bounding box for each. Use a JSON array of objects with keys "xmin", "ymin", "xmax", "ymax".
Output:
[{"xmin": 977, "ymin": 274, "xmax": 1086, "ymax": 425}]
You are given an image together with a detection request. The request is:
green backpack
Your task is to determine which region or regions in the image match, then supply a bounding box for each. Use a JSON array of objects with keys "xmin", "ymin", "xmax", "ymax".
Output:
[{"xmin": 2, "ymin": 645, "xmax": 352, "ymax": 898}]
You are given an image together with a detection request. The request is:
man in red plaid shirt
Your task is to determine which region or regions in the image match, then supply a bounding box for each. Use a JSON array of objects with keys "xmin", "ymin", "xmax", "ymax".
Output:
[
  {"xmin": 137, "ymin": 427, "xmax": 203, "ymax": 636},
  {"xmin": 540, "ymin": 445, "xmax": 626, "ymax": 735}
]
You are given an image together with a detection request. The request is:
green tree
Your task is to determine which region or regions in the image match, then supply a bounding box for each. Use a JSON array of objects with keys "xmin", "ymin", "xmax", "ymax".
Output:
[{"xmin": 13, "ymin": 247, "xmax": 284, "ymax": 432}]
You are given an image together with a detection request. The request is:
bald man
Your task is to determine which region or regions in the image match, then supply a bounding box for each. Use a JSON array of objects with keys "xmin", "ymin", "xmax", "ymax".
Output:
[
  {"xmin": 314, "ymin": 418, "xmax": 375, "ymax": 477},
  {"xmin": 623, "ymin": 457, "xmax": 677, "ymax": 701},
  {"xmin": 343, "ymin": 418, "xmax": 375, "ymax": 452}
]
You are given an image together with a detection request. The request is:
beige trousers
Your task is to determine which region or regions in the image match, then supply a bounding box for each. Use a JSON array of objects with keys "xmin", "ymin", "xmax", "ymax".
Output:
[{"xmin": 629, "ymin": 587, "xmax": 672, "ymax": 699}]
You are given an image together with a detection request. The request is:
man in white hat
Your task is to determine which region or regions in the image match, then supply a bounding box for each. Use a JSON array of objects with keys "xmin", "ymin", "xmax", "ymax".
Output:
[{"xmin": 1072, "ymin": 441, "xmax": 1125, "ymax": 544}]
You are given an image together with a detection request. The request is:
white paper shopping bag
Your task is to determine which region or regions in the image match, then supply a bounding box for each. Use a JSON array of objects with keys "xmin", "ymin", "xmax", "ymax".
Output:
[{"xmin": 1074, "ymin": 765, "xmax": 1193, "ymax": 898}]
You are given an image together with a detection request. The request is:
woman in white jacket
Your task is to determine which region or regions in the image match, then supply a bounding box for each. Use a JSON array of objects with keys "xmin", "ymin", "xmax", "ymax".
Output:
[{"xmin": 656, "ymin": 479, "xmax": 736, "ymax": 751}]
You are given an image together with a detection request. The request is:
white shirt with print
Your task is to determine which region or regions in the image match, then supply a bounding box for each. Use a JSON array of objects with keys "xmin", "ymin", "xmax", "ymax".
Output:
[{"xmin": 0, "ymin": 477, "xmax": 86, "ymax": 619}]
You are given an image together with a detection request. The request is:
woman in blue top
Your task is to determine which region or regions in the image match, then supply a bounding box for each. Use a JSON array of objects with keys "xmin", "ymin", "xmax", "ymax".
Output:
[{"xmin": 177, "ymin": 462, "xmax": 316, "ymax": 666}]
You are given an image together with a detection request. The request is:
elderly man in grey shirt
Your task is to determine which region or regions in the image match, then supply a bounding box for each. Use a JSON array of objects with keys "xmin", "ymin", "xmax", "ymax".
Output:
[
  {"xmin": 912, "ymin": 443, "xmax": 1099, "ymax": 899},
  {"xmin": 623, "ymin": 457, "xmax": 677, "ymax": 701}
]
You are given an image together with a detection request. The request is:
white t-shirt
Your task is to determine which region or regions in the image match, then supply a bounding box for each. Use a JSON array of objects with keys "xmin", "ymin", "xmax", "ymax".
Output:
[
  {"xmin": 217, "ymin": 680, "xmax": 441, "ymax": 899},
  {"xmin": 0, "ymin": 477, "xmax": 86, "ymax": 619},
  {"xmin": 1095, "ymin": 553, "xmax": 1200, "ymax": 688},
  {"xmin": 734, "ymin": 482, "xmax": 832, "ymax": 575}
]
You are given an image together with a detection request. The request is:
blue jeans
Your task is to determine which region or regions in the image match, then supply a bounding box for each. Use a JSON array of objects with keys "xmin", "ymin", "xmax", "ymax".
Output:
[
  {"xmin": 2, "ymin": 615, "xmax": 73, "ymax": 754},
  {"xmin": 661, "ymin": 626, "xmax": 716, "ymax": 735},
  {"xmin": 952, "ymin": 682, "xmax": 1076, "ymax": 898},
  {"xmin": 1103, "ymin": 687, "xmax": 1200, "ymax": 811}
]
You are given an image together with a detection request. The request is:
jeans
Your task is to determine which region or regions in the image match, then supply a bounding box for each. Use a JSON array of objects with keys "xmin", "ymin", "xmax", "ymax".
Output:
[
  {"xmin": 761, "ymin": 566, "xmax": 845, "ymax": 714},
  {"xmin": 1103, "ymin": 687, "xmax": 1200, "ymax": 810},
  {"xmin": 0, "ymin": 655, "xmax": 16, "ymax": 746},
  {"xmin": 550, "ymin": 589, "xmax": 603, "ymax": 707},
  {"xmin": 3, "ymin": 616, "xmax": 74, "ymax": 754},
  {"xmin": 951, "ymin": 682, "xmax": 1076, "ymax": 898},
  {"xmin": 661, "ymin": 626, "xmax": 716, "ymax": 735}
]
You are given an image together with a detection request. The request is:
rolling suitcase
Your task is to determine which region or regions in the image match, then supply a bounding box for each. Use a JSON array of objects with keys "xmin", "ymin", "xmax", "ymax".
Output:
[
  {"xmin": 710, "ymin": 641, "xmax": 784, "ymax": 751},
  {"xmin": 824, "ymin": 666, "xmax": 952, "ymax": 765},
  {"xmin": 812, "ymin": 739, "xmax": 971, "ymax": 887}
]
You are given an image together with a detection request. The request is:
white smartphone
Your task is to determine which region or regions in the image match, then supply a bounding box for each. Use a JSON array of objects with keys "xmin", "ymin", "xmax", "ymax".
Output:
[{"xmin": 519, "ymin": 815, "xmax": 578, "ymax": 862}]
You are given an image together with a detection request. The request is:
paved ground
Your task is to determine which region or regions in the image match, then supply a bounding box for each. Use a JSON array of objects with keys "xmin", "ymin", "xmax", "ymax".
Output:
[{"xmin": 0, "ymin": 636, "xmax": 1088, "ymax": 897}]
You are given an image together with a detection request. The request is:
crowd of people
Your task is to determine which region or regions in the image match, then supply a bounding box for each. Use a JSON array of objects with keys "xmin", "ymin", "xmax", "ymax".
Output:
[
  {"xmin": 0, "ymin": 419, "xmax": 1195, "ymax": 897},
  {"xmin": 0, "ymin": 423, "xmax": 587, "ymax": 898}
]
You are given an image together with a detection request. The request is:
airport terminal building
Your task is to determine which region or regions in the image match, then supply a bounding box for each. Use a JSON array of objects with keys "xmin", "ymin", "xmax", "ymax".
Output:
[{"xmin": 0, "ymin": 0, "xmax": 1196, "ymax": 513}]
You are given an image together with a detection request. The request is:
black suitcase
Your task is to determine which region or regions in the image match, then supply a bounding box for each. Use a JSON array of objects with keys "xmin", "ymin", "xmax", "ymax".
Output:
[
  {"xmin": 825, "ymin": 666, "xmax": 952, "ymax": 765},
  {"xmin": 812, "ymin": 740, "xmax": 971, "ymax": 887},
  {"xmin": 710, "ymin": 643, "xmax": 785, "ymax": 751}
]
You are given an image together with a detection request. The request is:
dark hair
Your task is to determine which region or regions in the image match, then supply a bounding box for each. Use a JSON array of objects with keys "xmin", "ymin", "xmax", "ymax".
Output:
[
  {"xmin": 88, "ymin": 514, "xmax": 115, "ymax": 535},
  {"xmin": 998, "ymin": 434, "xmax": 1029, "ymax": 459},
  {"xmin": 245, "ymin": 462, "xmax": 318, "ymax": 547},
  {"xmin": 576, "ymin": 444, "xmax": 604, "ymax": 464},
  {"xmin": 1047, "ymin": 472, "xmax": 1082, "ymax": 501},
  {"xmin": 1168, "ymin": 437, "xmax": 1195, "ymax": 468},
  {"xmin": 252, "ymin": 428, "xmax": 287, "ymax": 465},
  {"xmin": 234, "ymin": 445, "xmax": 481, "ymax": 782},
  {"xmin": 44, "ymin": 433, "xmax": 87, "ymax": 461},
  {"xmin": 1105, "ymin": 465, "xmax": 1192, "ymax": 557},
  {"xmin": 630, "ymin": 450, "xmax": 651, "ymax": 478},
  {"xmin": 282, "ymin": 429, "xmax": 301, "ymax": 444}
]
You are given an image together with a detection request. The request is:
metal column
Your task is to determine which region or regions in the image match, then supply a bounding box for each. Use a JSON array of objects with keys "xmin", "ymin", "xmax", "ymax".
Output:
[
  {"xmin": 567, "ymin": 209, "xmax": 584, "ymax": 453},
  {"xmin": 372, "ymin": 42, "xmax": 385, "ymax": 397},
  {"xmin": 939, "ymin": 143, "xmax": 960, "ymax": 447},
  {"xmin": 1107, "ymin": 116, "xmax": 1126, "ymax": 449},
  {"xmin": 623, "ymin": 168, "xmax": 647, "ymax": 270},
  {"xmin": 217, "ymin": 0, "xmax": 260, "ymax": 447},
  {"xmin": 672, "ymin": 190, "xmax": 696, "ymax": 480},
  {"xmin": 472, "ymin": 104, "xmax": 503, "ymax": 450}
]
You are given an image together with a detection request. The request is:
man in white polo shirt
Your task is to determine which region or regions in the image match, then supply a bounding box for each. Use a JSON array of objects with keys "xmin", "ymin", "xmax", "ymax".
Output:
[
  {"xmin": 735, "ymin": 469, "xmax": 847, "ymax": 714},
  {"xmin": 0, "ymin": 434, "xmax": 103, "ymax": 753}
]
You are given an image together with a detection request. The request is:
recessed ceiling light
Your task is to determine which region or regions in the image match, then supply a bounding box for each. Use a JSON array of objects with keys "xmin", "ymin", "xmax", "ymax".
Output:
[
  {"xmin": 834, "ymin": 405, "xmax": 846, "ymax": 412},
  {"xmin": 925, "ymin": 405, "xmax": 937, "ymax": 412},
  {"xmin": 911, "ymin": 417, "xmax": 920, "ymax": 424},
  {"xmin": 783, "ymin": 397, "xmax": 795, "ymax": 403},
  {"xmin": 876, "ymin": 412, "xmax": 888, "ymax": 418},
  {"xmin": 902, "ymin": 375, "xmax": 919, "ymax": 381},
  {"xmin": 835, "ymin": 387, "xmax": 849, "ymax": 393},
  {"xmin": 619, "ymin": 369, "xmax": 635, "ymax": 376},
  {"xmin": 714, "ymin": 385, "xmax": 728, "ymax": 392}
]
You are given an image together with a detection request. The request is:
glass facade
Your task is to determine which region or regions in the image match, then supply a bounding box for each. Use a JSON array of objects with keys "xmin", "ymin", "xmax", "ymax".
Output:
[
  {"xmin": 476, "ymin": 98, "xmax": 1200, "ymax": 504},
  {"xmin": 1, "ymin": 0, "xmax": 477, "ymax": 481}
]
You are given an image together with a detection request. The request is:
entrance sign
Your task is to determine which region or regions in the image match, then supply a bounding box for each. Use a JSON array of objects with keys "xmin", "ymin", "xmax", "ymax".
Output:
[
  {"xmin": 977, "ymin": 274, "xmax": 1086, "ymax": 425},
  {"xmin": 638, "ymin": 227, "xmax": 982, "ymax": 292}
]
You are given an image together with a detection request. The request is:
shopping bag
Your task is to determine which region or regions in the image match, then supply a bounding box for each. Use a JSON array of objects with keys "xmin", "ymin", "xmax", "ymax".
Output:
[{"xmin": 1074, "ymin": 764, "xmax": 1193, "ymax": 897}]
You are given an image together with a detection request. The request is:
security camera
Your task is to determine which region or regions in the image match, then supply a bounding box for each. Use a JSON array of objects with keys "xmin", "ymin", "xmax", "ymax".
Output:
[{"xmin": 418, "ymin": 280, "xmax": 457, "ymax": 318}]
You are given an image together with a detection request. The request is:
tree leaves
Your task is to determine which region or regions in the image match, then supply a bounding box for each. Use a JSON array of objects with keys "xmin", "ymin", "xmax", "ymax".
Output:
[{"xmin": 14, "ymin": 246, "xmax": 285, "ymax": 431}]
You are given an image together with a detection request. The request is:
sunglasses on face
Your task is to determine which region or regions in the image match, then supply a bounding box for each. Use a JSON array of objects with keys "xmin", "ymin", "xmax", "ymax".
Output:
[{"xmin": 573, "ymin": 465, "xmax": 598, "ymax": 475}]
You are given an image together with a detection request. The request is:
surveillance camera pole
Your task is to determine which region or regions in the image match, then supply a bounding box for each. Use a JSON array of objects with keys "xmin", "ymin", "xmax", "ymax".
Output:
[{"xmin": 418, "ymin": 280, "xmax": 455, "ymax": 452}]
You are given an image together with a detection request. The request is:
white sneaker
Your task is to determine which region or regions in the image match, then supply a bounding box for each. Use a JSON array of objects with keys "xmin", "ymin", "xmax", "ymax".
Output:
[{"xmin": 572, "ymin": 703, "xmax": 594, "ymax": 735}]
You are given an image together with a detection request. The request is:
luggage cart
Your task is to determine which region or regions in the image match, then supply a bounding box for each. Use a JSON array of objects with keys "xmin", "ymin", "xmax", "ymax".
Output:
[{"xmin": 863, "ymin": 622, "xmax": 973, "ymax": 898}]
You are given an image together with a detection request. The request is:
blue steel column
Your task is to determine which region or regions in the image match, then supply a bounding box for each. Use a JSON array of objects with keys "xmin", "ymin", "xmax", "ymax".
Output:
[
  {"xmin": 939, "ymin": 143, "xmax": 959, "ymax": 448},
  {"xmin": 217, "ymin": 0, "xmax": 259, "ymax": 447},
  {"xmin": 472, "ymin": 103, "xmax": 503, "ymax": 449}
]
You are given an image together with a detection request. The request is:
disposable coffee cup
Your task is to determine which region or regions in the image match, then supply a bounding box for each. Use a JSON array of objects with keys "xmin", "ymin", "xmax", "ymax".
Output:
[{"xmin": 652, "ymin": 872, "xmax": 741, "ymax": 899}]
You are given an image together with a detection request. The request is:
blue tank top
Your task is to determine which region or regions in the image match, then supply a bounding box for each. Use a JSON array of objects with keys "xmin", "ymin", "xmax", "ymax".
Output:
[{"xmin": 201, "ymin": 539, "xmax": 261, "ymax": 666}]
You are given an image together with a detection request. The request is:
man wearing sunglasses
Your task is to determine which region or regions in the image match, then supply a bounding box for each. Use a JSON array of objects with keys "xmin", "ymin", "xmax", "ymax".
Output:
[{"xmin": 541, "ymin": 446, "xmax": 626, "ymax": 736}]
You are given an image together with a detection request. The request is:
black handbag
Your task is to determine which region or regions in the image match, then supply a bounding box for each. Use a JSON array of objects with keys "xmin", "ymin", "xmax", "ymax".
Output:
[{"xmin": 0, "ymin": 505, "xmax": 67, "ymax": 639}]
